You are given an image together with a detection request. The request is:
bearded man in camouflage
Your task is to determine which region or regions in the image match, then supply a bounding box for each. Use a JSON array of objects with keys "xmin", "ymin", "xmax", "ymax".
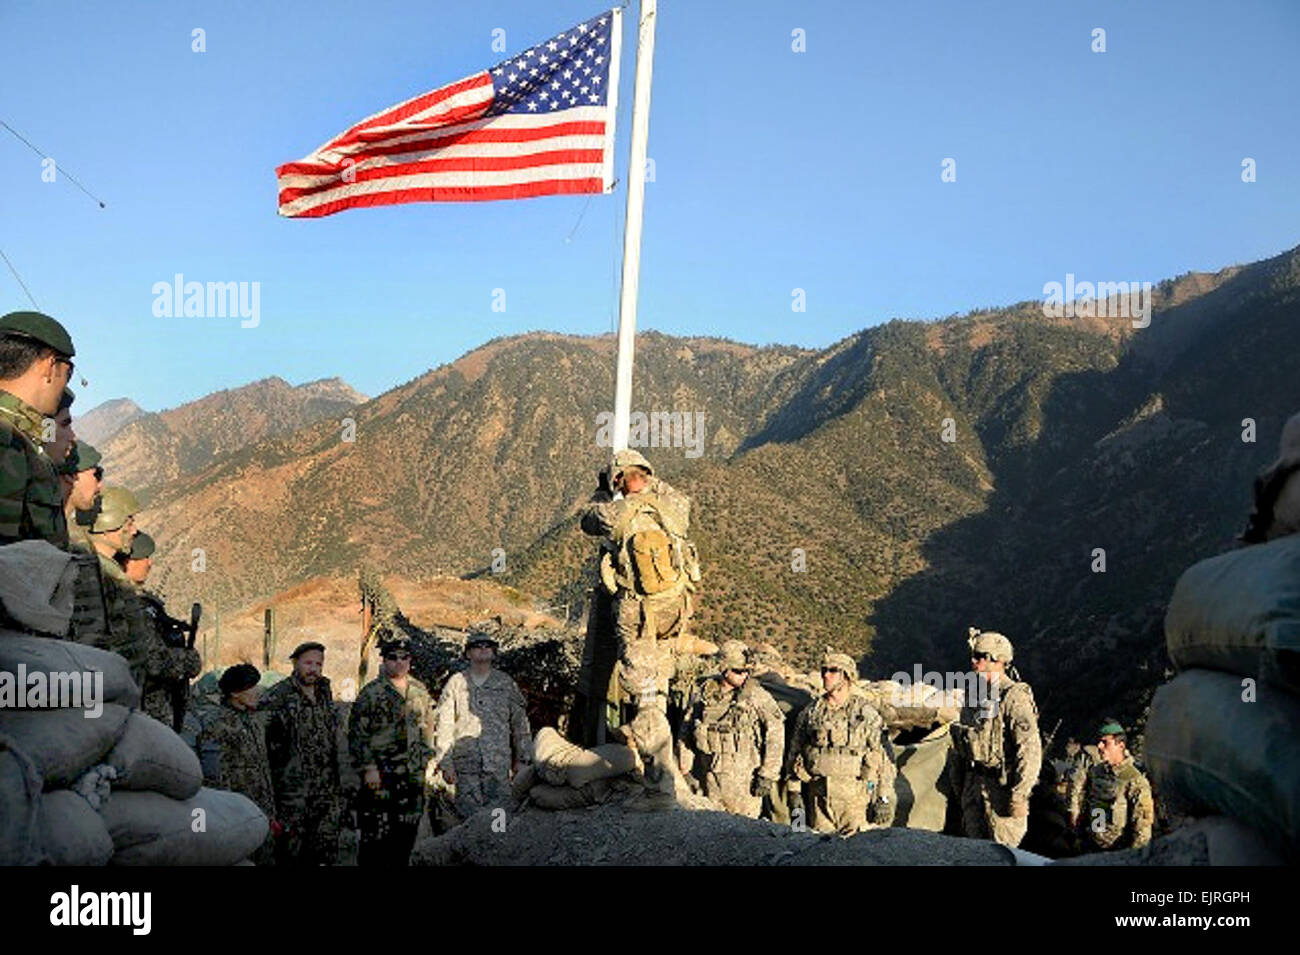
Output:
[
  {"xmin": 678, "ymin": 640, "xmax": 785, "ymax": 818},
  {"xmin": 788, "ymin": 649, "xmax": 896, "ymax": 834},
  {"xmin": 949, "ymin": 628, "xmax": 1042, "ymax": 847},
  {"xmin": 261, "ymin": 641, "xmax": 342, "ymax": 866}
]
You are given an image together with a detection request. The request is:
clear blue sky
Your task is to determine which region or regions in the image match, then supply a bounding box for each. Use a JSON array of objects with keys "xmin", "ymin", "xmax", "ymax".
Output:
[{"xmin": 2, "ymin": 0, "xmax": 1297, "ymax": 412}]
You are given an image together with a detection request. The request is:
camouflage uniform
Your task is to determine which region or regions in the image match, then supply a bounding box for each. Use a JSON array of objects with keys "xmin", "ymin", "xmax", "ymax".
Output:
[
  {"xmin": 681, "ymin": 674, "xmax": 785, "ymax": 818},
  {"xmin": 0, "ymin": 389, "xmax": 68, "ymax": 548},
  {"xmin": 261, "ymin": 674, "xmax": 342, "ymax": 866},
  {"xmin": 135, "ymin": 591, "xmax": 202, "ymax": 729},
  {"xmin": 92, "ymin": 553, "xmax": 156, "ymax": 690},
  {"xmin": 579, "ymin": 463, "xmax": 696, "ymax": 709},
  {"xmin": 950, "ymin": 673, "xmax": 1042, "ymax": 846},
  {"xmin": 788, "ymin": 667, "xmax": 897, "ymax": 835},
  {"xmin": 1069, "ymin": 754, "xmax": 1154, "ymax": 851},
  {"xmin": 348, "ymin": 672, "xmax": 435, "ymax": 866},
  {"xmin": 185, "ymin": 697, "xmax": 276, "ymax": 865},
  {"xmin": 434, "ymin": 668, "xmax": 533, "ymax": 820}
]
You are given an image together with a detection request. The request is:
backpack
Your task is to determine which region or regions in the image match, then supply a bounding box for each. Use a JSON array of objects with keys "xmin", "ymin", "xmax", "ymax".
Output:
[{"xmin": 602, "ymin": 488, "xmax": 701, "ymax": 596}]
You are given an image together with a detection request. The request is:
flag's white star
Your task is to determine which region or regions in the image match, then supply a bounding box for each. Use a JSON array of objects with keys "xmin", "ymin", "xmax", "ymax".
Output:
[
  {"xmin": 540, "ymin": 91, "xmax": 549, "ymax": 100},
  {"xmin": 588, "ymin": 93, "xmax": 598, "ymax": 103},
  {"xmin": 508, "ymin": 73, "xmax": 517, "ymax": 83},
  {"xmin": 528, "ymin": 102, "xmax": 539, "ymax": 111},
  {"xmin": 578, "ymin": 23, "xmax": 588, "ymax": 33},
  {"xmin": 569, "ymin": 35, "xmax": 580, "ymax": 45},
  {"xmin": 550, "ymin": 100, "xmax": 559, "ymax": 109},
  {"xmin": 563, "ymin": 69, "xmax": 573, "ymax": 79},
  {"xmin": 539, "ymin": 55, "xmax": 549, "ymax": 65},
  {"xmin": 493, "ymin": 67, "xmax": 503, "ymax": 75}
]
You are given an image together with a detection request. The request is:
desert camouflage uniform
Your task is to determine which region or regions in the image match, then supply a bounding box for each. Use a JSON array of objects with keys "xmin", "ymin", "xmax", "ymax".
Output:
[
  {"xmin": 789, "ymin": 693, "xmax": 896, "ymax": 834},
  {"xmin": 434, "ymin": 668, "xmax": 533, "ymax": 820},
  {"xmin": 1068, "ymin": 754, "xmax": 1154, "ymax": 851},
  {"xmin": 185, "ymin": 697, "xmax": 276, "ymax": 865},
  {"xmin": 261, "ymin": 674, "xmax": 342, "ymax": 865},
  {"xmin": 135, "ymin": 591, "xmax": 202, "ymax": 728},
  {"xmin": 348, "ymin": 673, "xmax": 435, "ymax": 866},
  {"xmin": 0, "ymin": 390, "xmax": 67, "ymax": 547},
  {"xmin": 950, "ymin": 676, "xmax": 1042, "ymax": 847},
  {"xmin": 680, "ymin": 676, "xmax": 785, "ymax": 818},
  {"xmin": 580, "ymin": 477, "xmax": 694, "ymax": 705}
]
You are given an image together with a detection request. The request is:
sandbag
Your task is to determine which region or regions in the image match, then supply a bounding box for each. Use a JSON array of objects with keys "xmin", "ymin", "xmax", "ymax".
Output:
[
  {"xmin": 1165, "ymin": 534, "xmax": 1300, "ymax": 695},
  {"xmin": 0, "ymin": 744, "xmax": 41, "ymax": 864},
  {"xmin": 0, "ymin": 632, "xmax": 140, "ymax": 709},
  {"xmin": 36, "ymin": 789, "xmax": 114, "ymax": 866},
  {"xmin": 1054, "ymin": 816, "xmax": 1286, "ymax": 867},
  {"xmin": 107, "ymin": 711, "xmax": 203, "ymax": 800},
  {"xmin": 533, "ymin": 727, "xmax": 638, "ymax": 788},
  {"xmin": 101, "ymin": 788, "xmax": 269, "ymax": 866},
  {"xmin": 892, "ymin": 723, "xmax": 954, "ymax": 831},
  {"xmin": 0, "ymin": 703, "xmax": 130, "ymax": 789},
  {"xmin": 1145, "ymin": 669, "xmax": 1300, "ymax": 860},
  {"xmin": 0, "ymin": 539, "xmax": 78, "ymax": 635}
]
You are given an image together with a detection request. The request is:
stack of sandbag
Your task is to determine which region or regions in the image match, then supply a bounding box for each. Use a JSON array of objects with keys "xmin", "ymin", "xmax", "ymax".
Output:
[
  {"xmin": 524, "ymin": 726, "xmax": 642, "ymax": 809},
  {"xmin": 2, "ymin": 541, "xmax": 268, "ymax": 865},
  {"xmin": 1150, "ymin": 533, "xmax": 1300, "ymax": 862}
]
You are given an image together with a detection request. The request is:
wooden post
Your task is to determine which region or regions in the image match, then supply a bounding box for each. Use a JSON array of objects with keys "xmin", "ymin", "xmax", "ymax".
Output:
[{"xmin": 263, "ymin": 607, "xmax": 275, "ymax": 667}]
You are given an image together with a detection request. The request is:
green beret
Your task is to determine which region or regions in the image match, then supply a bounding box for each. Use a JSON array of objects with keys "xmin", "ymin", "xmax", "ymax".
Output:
[
  {"xmin": 1098, "ymin": 720, "xmax": 1126, "ymax": 737},
  {"xmin": 128, "ymin": 531, "xmax": 155, "ymax": 560},
  {"xmin": 60, "ymin": 441, "xmax": 102, "ymax": 476},
  {"xmin": 0, "ymin": 310, "xmax": 75, "ymax": 357}
]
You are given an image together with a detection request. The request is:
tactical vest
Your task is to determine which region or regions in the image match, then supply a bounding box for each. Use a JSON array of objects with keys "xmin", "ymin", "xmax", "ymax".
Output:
[
  {"xmin": 694, "ymin": 686, "xmax": 762, "ymax": 770},
  {"xmin": 802, "ymin": 698, "xmax": 879, "ymax": 780},
  {"xmin": 950, "ymin": 679, "xmax": 1035, "ymax": 780}
]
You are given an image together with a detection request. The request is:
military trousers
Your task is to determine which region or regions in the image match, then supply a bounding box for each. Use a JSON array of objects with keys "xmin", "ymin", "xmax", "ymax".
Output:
[
  {"xmin": 452, "ymin": 769, "xmax": 510, "ymax": 821},
  {"xmin": 960, "ymin": 771, "xmax": 1028, "ymax": 847},
  {"xmin": 803, "ymin": 775, "xmax": 871, "ymax": 835},
  {"xmin": 356, "ymin": 769, "xmax": 424, "ymax": 866},
  {"xmin": 704, "ymin": 770, "xmax": 763, "ymax": 819},
  {"xmin": 275, "ymin": 793, "xmax": 341, "ymax": 866}
]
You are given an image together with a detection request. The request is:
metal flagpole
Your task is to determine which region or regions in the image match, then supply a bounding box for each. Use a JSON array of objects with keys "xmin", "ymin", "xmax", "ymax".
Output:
[{"xmin": 612, "ymin": 0, "xmax": 657, "ymax": 453}]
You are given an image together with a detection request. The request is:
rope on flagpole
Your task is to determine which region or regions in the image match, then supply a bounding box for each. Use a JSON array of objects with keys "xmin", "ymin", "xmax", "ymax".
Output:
[
  {"xmin": 1, "ymin": 119, "xmax": 108, "ymax": 209},
  {"xmin": 0, "ymin": 248, "xmax": 41, "ymax": 309}
]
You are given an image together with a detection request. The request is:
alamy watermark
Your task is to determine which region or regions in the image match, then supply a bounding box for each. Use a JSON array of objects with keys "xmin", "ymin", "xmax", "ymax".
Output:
[
  {"xmin": 889, "ymin": 663, "xmax": 999, "ymax": 716},
  {"xmin": 595, "ymin": 410, "xmax": 706, "ymax": 458},
  {"xmin": 0, "ymin": 667, "xmax": 104, "ymax": 718},
  {"xmin": 1041, "ymin": 273, "xmax": 1152, "ymax": 329},
  {"xmin": 152, "ymin": 273, "xmax": 260, "ymax": 328}
]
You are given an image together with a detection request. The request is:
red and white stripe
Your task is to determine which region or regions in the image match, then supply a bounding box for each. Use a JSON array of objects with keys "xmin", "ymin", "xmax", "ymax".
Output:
[{"xmin": 276, "ymin": 13, "xmax": 622, "ymax": 218}]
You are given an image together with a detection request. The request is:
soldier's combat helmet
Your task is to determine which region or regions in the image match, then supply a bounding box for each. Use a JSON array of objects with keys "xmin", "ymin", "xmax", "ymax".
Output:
[
  {"xmin": 83, "ymin": 485, "xmax": 139, "ymax": 534},
  {"xmin": 820, "ymin": 648, "xmax": 857, "ymax": 676},
  {"xmin": 968, "ymin": 627, "xmax": 1014, "ymax": 662},
  {"xmin": 717, "ymin": 639, "xmax": 751, "ymax": 671},
  {"xmin": 610, "ymin": 448, "xmax": 653, "ymax": 481}
]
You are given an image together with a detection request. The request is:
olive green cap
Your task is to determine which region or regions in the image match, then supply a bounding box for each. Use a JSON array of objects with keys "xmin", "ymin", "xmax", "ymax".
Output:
[
  {"xmin": 0, "ymin": 310, "xmax": 75, "ymax": 357},
  {"xmin": 1098, "ymin": 720, "xmax": 1126, "ymax": 737},
  {"xmin": 128, "ymin": 531, "xmax": 155, "ymax": 560},
  {"xmin": 60, "ymin": 440, "xmax": 102, "ymax": 476}
]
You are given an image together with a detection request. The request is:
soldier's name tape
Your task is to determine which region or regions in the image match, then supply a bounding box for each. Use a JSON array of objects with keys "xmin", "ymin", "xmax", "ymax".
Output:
[{"xmin": 0, "ymin": 666, "xmax": 105, "ymax": 717}]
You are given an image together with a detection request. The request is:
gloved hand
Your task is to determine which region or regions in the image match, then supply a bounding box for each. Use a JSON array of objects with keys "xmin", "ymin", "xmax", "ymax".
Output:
[{"xmin": 751, "ymin": 774, "xmax": 777, "ymax": 798}]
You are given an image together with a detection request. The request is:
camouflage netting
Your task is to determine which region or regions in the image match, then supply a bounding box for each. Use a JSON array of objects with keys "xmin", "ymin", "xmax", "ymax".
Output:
[{"xmin": 359, "ymin": 569, "xmax": 584, "ymax": 733}]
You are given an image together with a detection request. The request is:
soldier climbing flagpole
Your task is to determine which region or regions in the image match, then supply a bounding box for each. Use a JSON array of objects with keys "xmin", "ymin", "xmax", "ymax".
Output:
[{"xmin": 611, "ymin": 0, "xmax": 657, "ymax": 454}]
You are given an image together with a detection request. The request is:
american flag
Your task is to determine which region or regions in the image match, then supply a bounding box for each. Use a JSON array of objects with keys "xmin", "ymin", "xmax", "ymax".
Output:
[{"xmin": 276, "ymin": 9, "xmax": 623, "ymax": 218}]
